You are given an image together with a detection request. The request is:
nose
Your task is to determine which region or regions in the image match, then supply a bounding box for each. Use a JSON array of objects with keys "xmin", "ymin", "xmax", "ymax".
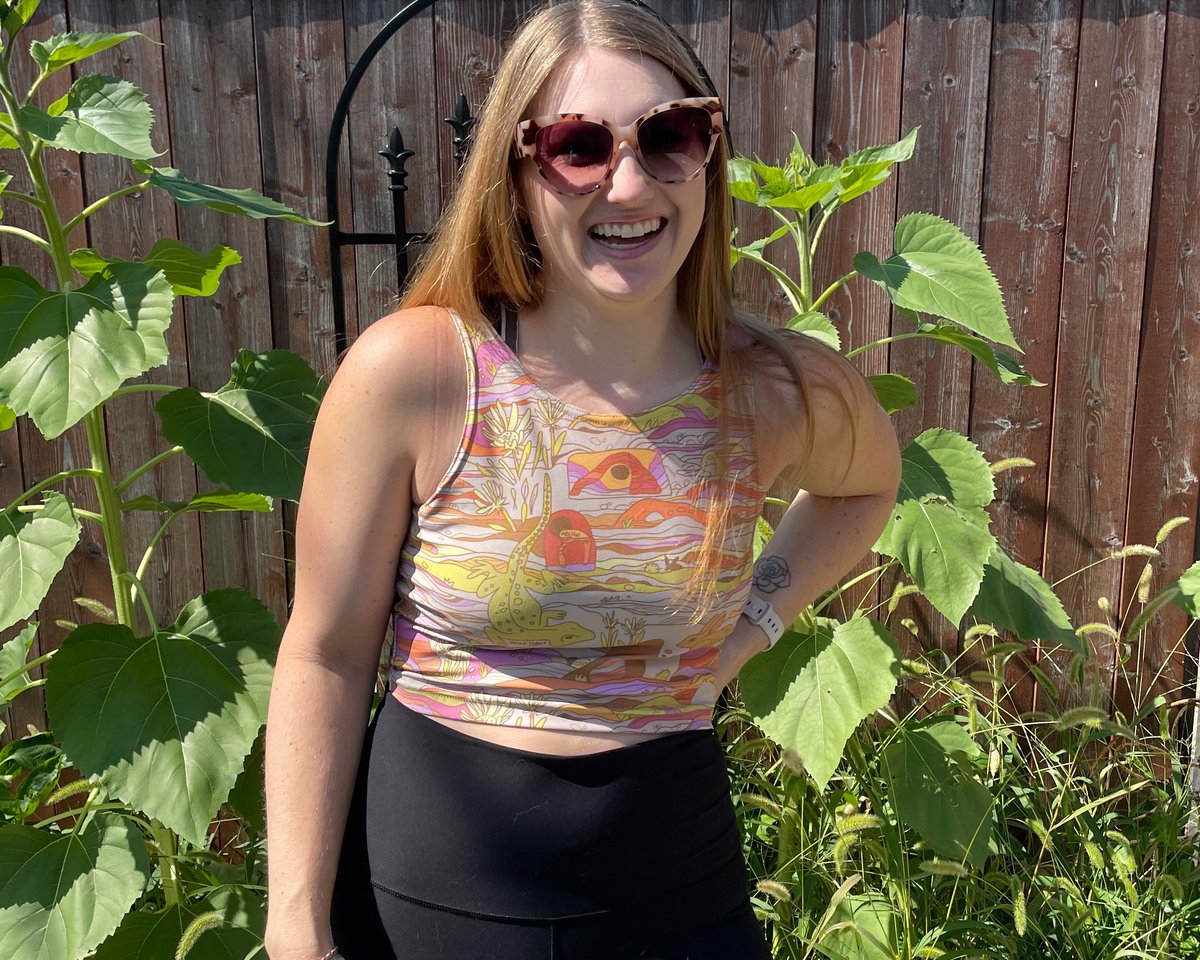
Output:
[{"xmin": 605, "ymin": 140, "xmax": 655, "ymax": 203}]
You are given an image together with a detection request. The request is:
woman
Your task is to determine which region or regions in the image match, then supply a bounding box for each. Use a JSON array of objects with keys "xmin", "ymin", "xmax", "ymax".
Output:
[{"xmin": 263, "ymin": 2, "xmax": 900, "ymax": 958}]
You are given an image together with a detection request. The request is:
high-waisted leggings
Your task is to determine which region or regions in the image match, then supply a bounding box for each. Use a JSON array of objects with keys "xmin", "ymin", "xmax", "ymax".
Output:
[{"xmin": 329, "ymin": 695, "xmax": 773, "ymax": 959}]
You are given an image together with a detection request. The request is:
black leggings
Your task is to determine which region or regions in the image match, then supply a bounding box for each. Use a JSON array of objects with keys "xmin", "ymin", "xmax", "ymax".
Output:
[{"xmin": 329, "ymin": 696, "xmax": 773, "ymax": 960}]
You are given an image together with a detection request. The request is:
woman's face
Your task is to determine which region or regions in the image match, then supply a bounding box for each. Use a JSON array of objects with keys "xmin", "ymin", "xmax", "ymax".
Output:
[{"xmin": 515, "ymin": 47, "xmax": 708, "ymax": 313}]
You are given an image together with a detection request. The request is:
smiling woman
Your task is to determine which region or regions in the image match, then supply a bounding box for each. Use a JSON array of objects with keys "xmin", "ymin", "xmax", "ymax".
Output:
[{"xmin": 262, "ymin": 2, "xmax": 900, "ymax": 959}]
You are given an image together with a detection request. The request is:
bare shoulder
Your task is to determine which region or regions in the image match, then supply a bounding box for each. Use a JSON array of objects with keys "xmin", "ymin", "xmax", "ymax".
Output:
[{"xmin": 746, "ymin": 333, "xmax": 900, "ymax": 498}]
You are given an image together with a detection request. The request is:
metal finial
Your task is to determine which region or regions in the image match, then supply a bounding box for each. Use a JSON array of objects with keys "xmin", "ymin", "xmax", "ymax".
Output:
[{"xmin": 445, "ymin": 93, "xmax": 477, "ymax": 167}]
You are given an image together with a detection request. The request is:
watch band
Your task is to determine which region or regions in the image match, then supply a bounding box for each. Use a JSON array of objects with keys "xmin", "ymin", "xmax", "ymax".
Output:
[{"xmin": 741, "ymin": 594, "xmax": 785, "ymax": 649}]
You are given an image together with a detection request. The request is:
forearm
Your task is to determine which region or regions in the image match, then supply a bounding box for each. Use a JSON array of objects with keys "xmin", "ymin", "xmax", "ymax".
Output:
[
  {"xmin": 263, "ymin": 644, "xmax": 378, "ymax": 959},
  {"xmin": 750, "ymin": 489, "xmax": 896, "ymax": 642}
]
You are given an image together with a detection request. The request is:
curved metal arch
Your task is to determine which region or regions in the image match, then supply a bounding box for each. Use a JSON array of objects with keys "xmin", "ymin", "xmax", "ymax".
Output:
[{"xmin": 325, "ymin": 0, "xmax": 729, "ymax": 357}]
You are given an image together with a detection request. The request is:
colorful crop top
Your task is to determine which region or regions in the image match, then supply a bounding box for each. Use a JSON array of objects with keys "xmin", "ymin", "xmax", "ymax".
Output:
[{"xmin": 388, "ymin": 309, "xmax": 764, "ymax": 734}]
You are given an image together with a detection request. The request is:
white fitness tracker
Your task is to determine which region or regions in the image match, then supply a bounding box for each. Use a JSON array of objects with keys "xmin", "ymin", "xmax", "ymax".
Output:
[{"xmin": 741, "ymin": 594, "xmax": 785, "ymax": 650}]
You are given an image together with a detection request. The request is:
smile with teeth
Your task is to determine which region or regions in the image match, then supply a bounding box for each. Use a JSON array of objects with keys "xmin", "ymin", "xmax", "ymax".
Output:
[{"xmin": 589, "ymin": 217, "xmax": 664, "ymax": 240}]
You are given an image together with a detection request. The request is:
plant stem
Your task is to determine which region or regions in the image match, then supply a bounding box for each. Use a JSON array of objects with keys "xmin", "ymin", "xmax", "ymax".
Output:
[
  {"xmin": 844, "ymin": 329, "xmax": 927, "ymax": 360},
  {"xmin": 0, "ymin": 222, "xmax": 51, "ymax": 251},
  {"xmin": 150, "ymin": 819, "xmax": 184, "ymax": 908},
  {"xmin": 118, "ymin": 570, "xmax": 157, "ymax": 633},
  {"xmin": 811, "ymin": 271, "xmax": 859, "ymax": 314},
  {"xmin": 795, "ymin": 210, "xmax": 813, "ymax": 309},
  {"xmin": 3, "ymin": 467, "xmax": 104, "ymax": 513},
  {"xmin": 809, "ymin": 204, "xmax": 835, "ymax": 259},
  {"xmin": 111, "ymin": 383, "xmax": 180, "ymax": 398},
  {"xmin": 813, "ymin": 562, "xmax": 894, "ymax": 616},
  {"xmin": 31, "ymin": 801, "xmax": 130, "ymax": 829},
  {"xmin": 0, "ymin": 188, "xmax": 43, "ymax": 208},
  {"xmin": 64, "ymin": 180, "xmax": 150, "ymax": 234},
  {"xmin": 84, "ymin": 408, "xmax": 136, "ymax": 628},
  {"xmin": 0, "ymin": 649, "xmax": 57, "ymax": 689},
  {"xmin": 734, "ymin": 247, "xmax": 805, "ymax": 315},
  {"xmin": 115, "ymin": 445, "xmax": 184, "ymax": 495}
]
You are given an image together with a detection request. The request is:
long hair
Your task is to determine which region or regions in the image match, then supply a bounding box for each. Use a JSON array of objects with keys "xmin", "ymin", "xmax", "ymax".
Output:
[{"xmin": 399, "ymin": 0, "xmax": 818, "ymax": 619}]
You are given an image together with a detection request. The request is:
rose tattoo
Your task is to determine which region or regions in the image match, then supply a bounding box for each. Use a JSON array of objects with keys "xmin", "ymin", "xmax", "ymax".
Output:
[{"xmin": 753, "ymin": 555, "xmax": 791, "ymax": 593}]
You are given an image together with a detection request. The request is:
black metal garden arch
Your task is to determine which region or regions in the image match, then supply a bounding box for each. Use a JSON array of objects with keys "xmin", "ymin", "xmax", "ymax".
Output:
[{"xmin": 323, "ymin": 0, "xmax": 724, "ymax": 359}]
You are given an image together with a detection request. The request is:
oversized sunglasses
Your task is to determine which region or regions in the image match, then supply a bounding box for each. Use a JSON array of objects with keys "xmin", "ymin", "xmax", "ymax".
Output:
[{"xmin": 514, "ymin": 97, "xmax": 723, "ymax": 196}]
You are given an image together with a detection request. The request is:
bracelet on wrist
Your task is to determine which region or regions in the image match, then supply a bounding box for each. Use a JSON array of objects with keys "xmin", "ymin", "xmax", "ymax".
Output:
[{"xmin": 740, "ymin": 594, "xmax": 785, "ymax": 650}]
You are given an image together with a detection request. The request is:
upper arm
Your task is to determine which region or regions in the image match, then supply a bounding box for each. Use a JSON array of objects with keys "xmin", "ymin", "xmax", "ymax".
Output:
[
  {"xmin": 757, "ymin": 336, "xmax": 901, "ymax": 500},
  {"xmin": 284, "ymin": 306, "xmax": 455, "ymax": 672}
]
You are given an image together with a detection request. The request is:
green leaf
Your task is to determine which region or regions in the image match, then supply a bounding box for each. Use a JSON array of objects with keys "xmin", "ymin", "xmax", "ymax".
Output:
[
  {"xmin": 867, "ymin": 373, "xmax": 915, "ymax": 414},
  {"xmin": 815, "ymin": 892, "xmax": 896, "ymax": 960},
  {"xmin": 19, "ymin": 75, "xmax": 159, "ymax": 160},
  {"xmin": 156, "ymin": 350, "xmax": 324, "ymax": 502},
  {"xmin": 143, "ymin": 238, "xmax": 241, "ymax": 296},
  {"xmin": 0, "ymin": 403, "xmax": 14, "ymax": 431},
  {"xmin": 1, "ymin": 0, "xmax": 40, "ymax": 38},
  {"xmin": 854, "ymin": 212, "xmax": 1016, "ymax": 350},
  {"xmin": 0, "ymin": 170, "xmax": 11, "ymax": 220},
  {"xmin": 739, "ymin": 617, "xmax": 901, "ymax": 791},
  {"xmin": 67, "ymin": 247, "xmax": 109, "ymax": 278},
  {"xmin": 971, "ymin": 545, "xmax": 1081, "ymax": 653},
  {"xmin": 0, "ymin": 492, "xmax": 80, "ymax": 634},
  {"xmin": 832, "ymin": 127, "xmax": 919, "ymax": 207},
  {"xmin": 906, "ymin": 321, "xmax": 1043, "ymax": 386},
  {"xmin": 882, "ymin": 721, "xmax": 994, "ymax": 869},
  {"xmin": 226, "ymin": 729, "xmax": 265, "ymax": 834},
  {"xmin": 1172, "ymin": 560, "xmax": 1200, "ymax": 619},
  {"xmin": 0, "ymin": 117, "xmax": 17, "ymax": 150},
  {"xmin": 787, "ymin": 311, "xmax": 840, "ymax": 350},
  {"xmin": 0, "ymin": 732, "xmax": 63, "ymax": 821},
  {"xmin": 876, "ymin": 499, "xmax": 996, "ymax": 627},
  {"xmin": 0, "ymin": 266, "xmax": 49, "ymax": 361},
  {"xmin": 90, "ymin": 890, "xmax": 264, "ymax": 960},
  {"xmin": 29, "ymin": 31, "xmax": 143, "ymax": 75},
  {"xmin": 0, "ymin": 812, "xmax": 150, "ymax": 960},
  {"xmin": 122, "ymin": 489, "xmax": 272, "ymax": 515},
  {"xmin": 763, "ymin": 174, "xmax": 839, "ymax": 213},
  {"xmin": 726, "ymin": 157, "xmax": 759, "ymax": 203},
  {"xmin": 45, "ymin": 589, "xmax": 280, "ymax": 846},
  {"xmin": 897, "ymin": 428, "xmax": 995, "ymax": 509},
  {"xmin": 0, "ymin": 622, "xmax": 37, "ymax": 703},
  {"xmin": 134, "ymin": 161, "xmax": 329, "ymax": 225},
  {"xmin": 0, "ymin": 262, "xmax": 172, "ymax": 438}
]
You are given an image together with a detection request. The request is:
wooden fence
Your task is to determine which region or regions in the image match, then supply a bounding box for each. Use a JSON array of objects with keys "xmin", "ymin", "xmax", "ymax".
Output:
[{"xmin": 1, "ymin": 0, "xmax": 1197, "ymax": 740}]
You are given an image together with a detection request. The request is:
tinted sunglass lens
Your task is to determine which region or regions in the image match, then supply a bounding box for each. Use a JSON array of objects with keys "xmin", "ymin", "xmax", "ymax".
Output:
[
  {"xmin": 639, "ymin": 107, "xmax": 712, "ymax": 181},
  {"xmin": 536, "ymin": 121, "xmax": 612, "ymax": 193}
]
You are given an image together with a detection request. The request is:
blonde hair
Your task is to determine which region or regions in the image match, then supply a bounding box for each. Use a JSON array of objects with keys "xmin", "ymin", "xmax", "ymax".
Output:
[{"xmin": 399, "ymin": 0, "xmax": 816, "ymax": 619}]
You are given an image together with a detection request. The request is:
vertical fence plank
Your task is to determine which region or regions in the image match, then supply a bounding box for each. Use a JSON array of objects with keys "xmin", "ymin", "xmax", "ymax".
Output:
[
  {"xmin": 728, "ymin": 1, "xmax": 818, "ymax": 318},
  {"xmin": 0, "ymin": 1, "xmax": 101, "ymax": 740},
  {"xmin": 158, "ymin": 2, "xmax": 288, "ymax": 627},
  {"xmin": 432, "ymin": 0, "xmax": 541, "ymax": 217},
  {"xmin": 886, "ymin": 1, "xmax": 994, "ymax": 669},
  {"xmin": 812, "ymin": 2, "xmax": 906, "ymax": 622},
  {"xmin": 65, "ymin": 0, "xmax": 205, "ymax": 642},
  {"xmin": 343, "ymin": 0, "xmax": 439, "ymax": 328},
  {"xmin": 1042, "ymin": 0, "xmax": 1167, "ymax": 706},
  {"xmin": 971, "ymin": 0, "xmax": 1081, "ymax": 713},
  {"xmin": 1119, "ymin": 0, "xmax": 1200, "ymax": 710}
]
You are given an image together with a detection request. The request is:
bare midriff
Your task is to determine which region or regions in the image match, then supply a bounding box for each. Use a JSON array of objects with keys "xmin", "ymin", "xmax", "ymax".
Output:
[{"xmin": 418, "ymin": 710, "xmax": 676, "ymax": 756}]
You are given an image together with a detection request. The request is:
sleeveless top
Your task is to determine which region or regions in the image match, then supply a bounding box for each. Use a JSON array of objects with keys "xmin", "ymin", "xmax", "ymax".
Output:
[{"xmin": 388, "ymin": 309, "xmax": 764, "ymax": 734}]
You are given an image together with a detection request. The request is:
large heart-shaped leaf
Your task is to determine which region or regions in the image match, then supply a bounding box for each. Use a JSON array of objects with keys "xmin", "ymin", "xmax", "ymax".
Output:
[
  {"xmin": 29, "ymin": 31, "xmax": 144, "ymax": 75},
  {"xmin": 876, "ymin": 499, "xmax": 995, "ymax": 626},
  {"xmin": 0, "ymin": 266, "xmax": 50, "ymax": 364},
  {"xmin": 882, "ymin": 721, "xmax": 994, "ymax": 869},
  {"xmin": 45, "ymin": 589, "xmax": 280, "ymax": 846},
  {"xmin": 0, "ymin": 813, "xmax": 150, "ymax": 960},
  {"xmin": 134, "ymin": 161, "xmax": 329, "ymax": 225},
  {"xmin": 19, "ymin": 75, "xmax": 158, "ymax": 160},
  {"xmin": 896, "ymin": 428, "xmax": 994, "ymax": 508},
  {"xmin": 0, "ymin": 492, "xmax": 80, "ymax": 633},
  {"xmin": 90, "ymin": 888, "xmax": 265, "ymax": 960},
  {"xmin": 156, "ymin": 350, "xmax": 324, "ymax": 502},
  {"xmin": 854, "ymin": 212, "xmax": 1016, "ymax": 349},
  {"xmin": 0, "ymin": 262, "xmax": 172, "ymax": 437},
  {"xmin": 970, "ymin": 545, "xmax": 1080, "ymax": 652},
  {"xmin": 739, "ymin": 617, "xmax": 901, "ymax": 790}
]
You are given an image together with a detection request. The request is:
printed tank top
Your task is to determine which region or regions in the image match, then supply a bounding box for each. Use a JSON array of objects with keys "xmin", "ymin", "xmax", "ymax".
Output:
[{"xmin": 388, "ymin": 309, "xmax": 764, "ymax": 734}]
